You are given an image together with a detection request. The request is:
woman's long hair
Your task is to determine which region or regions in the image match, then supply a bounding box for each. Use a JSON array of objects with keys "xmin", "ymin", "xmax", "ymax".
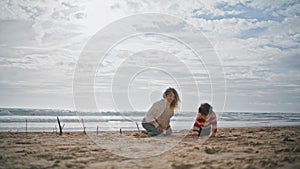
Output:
[{"xmin": 163, "ymin": 87, "xmax": 180, "ymax": 110}]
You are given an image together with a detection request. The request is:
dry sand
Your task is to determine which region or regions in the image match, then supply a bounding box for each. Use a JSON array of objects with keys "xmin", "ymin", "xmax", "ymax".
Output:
[{"xmin": 0, "ymin": 126, "xmax": 299, "ymax": 169}]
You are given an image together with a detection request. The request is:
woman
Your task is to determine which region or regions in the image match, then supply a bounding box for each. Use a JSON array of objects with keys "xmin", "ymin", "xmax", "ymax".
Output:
[{"xmin": 142, "ymin": 87, "xmax": 180, "ymax": 136}]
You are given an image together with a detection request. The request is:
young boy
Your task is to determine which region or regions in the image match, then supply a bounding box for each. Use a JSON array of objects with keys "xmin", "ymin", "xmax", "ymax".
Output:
[{"xmin": 192, "ymin": 103, "xmax": 217, "ymax": 137}]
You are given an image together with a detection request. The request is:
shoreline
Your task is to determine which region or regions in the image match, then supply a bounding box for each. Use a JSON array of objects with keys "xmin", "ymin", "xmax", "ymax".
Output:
[
  {"xmin": 0, "ymin": 126, "xmax": 299, "ymax": 169},
  {"xmin": 2, "ymin": 124, "xmax": 300, "ymax": 133}
]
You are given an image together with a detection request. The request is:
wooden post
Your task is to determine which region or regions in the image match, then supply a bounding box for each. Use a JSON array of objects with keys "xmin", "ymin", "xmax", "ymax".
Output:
[
  {"xmin": 136, "ymin": 122, "xmax": 140, "ymax": 133},
  {"xmin": 55, "ymin": 125, "xmax": 58, "ymax": 136},
  {"xmin": 25, "ymin": 119, "xmax": 27, "ymax": 137},
  {"xmin": 57, "ymin": 116, "xmax": 63, "ymax": 135},
  {"xmin": 96, "ymin": 125, "xmax": 99, "ymax": 136},
  {"xmin": 81, "ymin": 118, "xmax": 86, "ymax": 135}
]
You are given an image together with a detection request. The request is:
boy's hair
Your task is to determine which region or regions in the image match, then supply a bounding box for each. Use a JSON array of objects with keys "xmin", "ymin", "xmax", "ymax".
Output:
[{"xmin": 198, "ymin": 103, "xmax": 211, "ymax": 116}]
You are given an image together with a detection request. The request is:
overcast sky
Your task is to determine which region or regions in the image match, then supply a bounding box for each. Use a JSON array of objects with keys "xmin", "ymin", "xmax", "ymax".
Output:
[{"xmin": 0, "ymin": 0, "xmax": 299, "ymax": 113}]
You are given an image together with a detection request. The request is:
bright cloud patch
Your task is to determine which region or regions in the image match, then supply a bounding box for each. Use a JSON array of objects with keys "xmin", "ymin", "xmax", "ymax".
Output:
[{"xmin": 0, "ymin": 0, "xmax": 299, "ymax": 112}]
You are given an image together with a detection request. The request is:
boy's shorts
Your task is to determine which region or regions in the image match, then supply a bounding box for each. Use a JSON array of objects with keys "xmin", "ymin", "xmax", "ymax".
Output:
[{"xmin": 199, "ymin": 127, "xmax": 211, "ymax": 137}]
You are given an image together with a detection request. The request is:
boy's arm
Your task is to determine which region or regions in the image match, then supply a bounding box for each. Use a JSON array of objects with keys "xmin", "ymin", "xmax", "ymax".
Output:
[
  {"xmin": 192, "ymin": 116, "xmax": 205, "ymax": 135},
  {"xmin": 211, "ymin": 111, "xmax": 218, "ymax": 136}
]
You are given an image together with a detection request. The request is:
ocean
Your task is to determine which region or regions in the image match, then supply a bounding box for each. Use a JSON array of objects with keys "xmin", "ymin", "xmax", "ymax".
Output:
[{"xmin": 0, "ymin": 108, "xmax": 299, "ymax": 132}]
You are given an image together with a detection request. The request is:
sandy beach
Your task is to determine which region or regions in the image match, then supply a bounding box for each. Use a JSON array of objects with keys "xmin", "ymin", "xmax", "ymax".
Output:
[{"xmin": 0, "ymin": 126, "xmax": 299, "ymax": 169}]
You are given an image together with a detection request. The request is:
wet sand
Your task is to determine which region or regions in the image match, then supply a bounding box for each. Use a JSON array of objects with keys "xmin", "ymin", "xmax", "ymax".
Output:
[{"xmin": 0, "ymin": 126, "xmax": 299, "ymax": 169}]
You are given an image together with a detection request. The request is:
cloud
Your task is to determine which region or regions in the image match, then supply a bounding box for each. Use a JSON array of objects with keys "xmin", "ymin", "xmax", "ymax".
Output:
[
  {"xmin": 108, "ymin": 0, "xmax": 300, "ymax": 111},
  {"xmin": 0, "ymin": 0, "xmax": 299, "ymax": 111},
  {"xmin": 0, "ymin": 0, "xmax": 87, "ymax": 70},
  {"xmin": 237, "ymin": 27, "xmax": 267, "ymax": 39},
  {"xmin": 0, "ymin": 0, "xmax": 88, "ymax": 109},
  {"xmin": 0, "ymin": 20, "xmax": 36, "ymax": 46}
]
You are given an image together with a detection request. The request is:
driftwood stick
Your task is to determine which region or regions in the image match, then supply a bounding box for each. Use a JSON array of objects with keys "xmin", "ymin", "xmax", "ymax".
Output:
[
  {"xmin": 96, "ymin": 125, "xmax": 99, "ymax": 136},
  {"xmin": 54, "ymin": 125, "xmax": 57, "ymax": 136},
  {"xmin": 81, "ymin": 118, "xmax": 86, "ymax": 135},
  {"xmin": 136, "ymin": 122, "xmax": 140, "ymax": 133},
  {"xmin": 25, "ymin": 119, "xmax": 28, "ymax": 137},
  {"xmin": 57, "ymin": 116, "xmax": 63, "ymax": 135}
]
